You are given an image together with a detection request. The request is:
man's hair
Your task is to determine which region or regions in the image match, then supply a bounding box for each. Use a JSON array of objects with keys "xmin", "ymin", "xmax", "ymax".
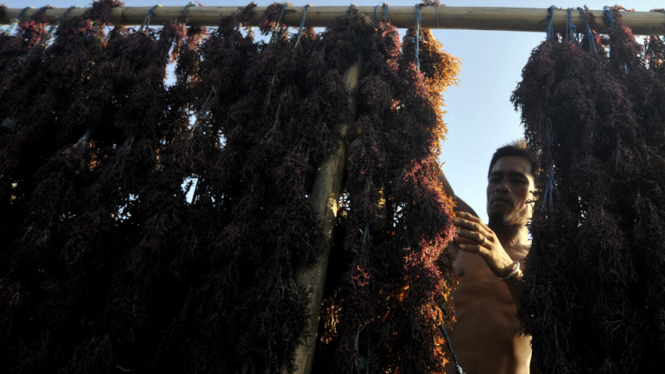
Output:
[{"xmin": 487, "ymin": 139, "xmax": 538, "ymax": 178}]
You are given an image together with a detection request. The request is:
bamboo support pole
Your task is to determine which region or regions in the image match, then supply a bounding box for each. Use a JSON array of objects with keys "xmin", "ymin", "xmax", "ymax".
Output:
[
  {"xmin": 2, "ymin": 6, "xmax": 665, "ymax": 35},
  {"xmin": 284, "ymin": 61, "xmax": 360, "ymax": 374}
]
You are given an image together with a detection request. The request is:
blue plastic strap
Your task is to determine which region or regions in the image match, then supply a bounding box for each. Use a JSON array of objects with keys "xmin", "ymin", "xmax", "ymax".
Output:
[
  {"xmin": 37, "ymin": 6, "xmax": 82, "ymax": 48},
  {"xmin": 541, "ymin": 118, "xmax": 556, "ymax": 212},
  {"xmin": 4, "ymin": 7, "xmax": 31, "ymax": 35},
  {"xmin": 76, "ymin": 129, "xmax": 93, "ymax": 154},
  {"xmin": 139, "ymin": 4, "xmax": 162, "ymax": 32},
  {"xmin": 115, "ymin": 134, "xmax": 134, "ymax": 157},
  {"xmin": 268, "ymin": 2, "xmax": 287, "ymax": 45},
  {"xmin": 414, "ymin": 4, "xmax": 422, "ymax": 71},
  {"xmin": 190, "ymin": 88, "xmax": 215, "ymax": 136},
  {"xmin": 373, "ymin": 5, "xmax": 378, "ymax": 22},
  {"xmin": 347, "ymin": 3, "xmax": 356, "ymax": 15},
  {"xmin": 382, "ymin": 2, "xmax": 389, "ymax": 22},
  {"xmin": 183, "ymin": 1, "xmax": 196, "ymax": 15},
  {"xmin": 293, "ymin": 4, "xmax": 310, "ymax": 51}
]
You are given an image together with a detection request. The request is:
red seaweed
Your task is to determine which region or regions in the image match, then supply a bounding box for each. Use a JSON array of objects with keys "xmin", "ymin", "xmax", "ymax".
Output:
[{"xmin": 513, "ymin": 7, "xmax": 665, "ymax": 374}]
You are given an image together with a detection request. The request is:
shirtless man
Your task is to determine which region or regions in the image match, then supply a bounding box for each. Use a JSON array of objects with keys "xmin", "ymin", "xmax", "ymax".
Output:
[{"xmin": 439, "ymin": 141, "xmax": 536, "ymax": 374}]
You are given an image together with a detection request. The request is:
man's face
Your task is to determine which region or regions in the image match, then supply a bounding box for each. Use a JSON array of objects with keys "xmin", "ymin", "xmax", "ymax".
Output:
[{"xmin": 486, "ymin": 156, "xmax": 535, "ymax": 227}]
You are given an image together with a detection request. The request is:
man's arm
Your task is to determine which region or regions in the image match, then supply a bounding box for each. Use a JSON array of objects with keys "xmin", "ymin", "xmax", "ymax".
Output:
[
  {"xmin": 437, "ymin": 169, "xmax": 478, "ymax": 217},
  {"xmin": 437, "ymin": 168, "xmax": 478, "ymax": 260}
]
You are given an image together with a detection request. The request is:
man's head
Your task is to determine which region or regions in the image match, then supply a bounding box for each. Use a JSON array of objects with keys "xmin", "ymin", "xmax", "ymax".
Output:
[{"xmin": 486, "ymin": 140, "xmax": 537, "ymax": 227}]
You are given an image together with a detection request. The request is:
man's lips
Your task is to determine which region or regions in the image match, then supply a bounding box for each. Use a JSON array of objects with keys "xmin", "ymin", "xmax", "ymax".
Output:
[{"xmin": 491, "ymin": 196, "xmax": 512, "ymax": 205}]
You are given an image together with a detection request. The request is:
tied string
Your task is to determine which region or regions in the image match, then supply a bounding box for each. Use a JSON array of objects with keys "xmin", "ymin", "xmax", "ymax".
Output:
[
  {"xmin": 541, "ymin": 118, "xmax": 555, "ymax": 212},
  {"xmin": 565, "ymin": 8, "xmax": 580, "ymax": 45},
  {"xmin": 139, "ymin": 4, "xmax": 162, "ymax": 32},
  {"xmin": 3, "ymin": 6, "xmax": 32, "ymax": 35},
  {"xmin": 545, "ymin": 6, "xmax": 554, "ymax": 39},
  {"xmin": 578, "ymin": 7, "xmax": 598, "ymax": 54},
  {"xmin": 414, "ymin": 4, "xmax": 422, "ymax": 71}
]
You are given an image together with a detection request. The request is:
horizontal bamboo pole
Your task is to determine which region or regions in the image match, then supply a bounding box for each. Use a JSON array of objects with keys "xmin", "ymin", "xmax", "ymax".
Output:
[{"xmin": 2, "ymin": 6, "xmax": 665, "ymax": 35}]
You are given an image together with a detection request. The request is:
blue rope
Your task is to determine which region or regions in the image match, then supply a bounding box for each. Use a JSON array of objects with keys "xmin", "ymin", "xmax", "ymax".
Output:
[
  {"xmin": 565, "ymin": 8, "xmax": 579, "ymax": 45},
  {"xmin": 373, "ymin": 4, "xmax": 379, "ymax": 22},
  {"xmin": 546, "ymin": 6, "xmax": 554, "ymax": 40},
  {"xmin": 603, "ymin": 7, "xmax": 615, "ymax": 30},
  {"xmin": 139, "ymin": 4, "xmax": 162, "ymax": 32},
  {"xmin": 578, "ymin": 7, "xmax": 597, "ymax": 54},
  {"xmin": 414, "ymin": 4, "xmax": 422, "ymax": 71},
  {"xmin": 4, "ymin": 7, "xmax": 31, "ymax": 35}
]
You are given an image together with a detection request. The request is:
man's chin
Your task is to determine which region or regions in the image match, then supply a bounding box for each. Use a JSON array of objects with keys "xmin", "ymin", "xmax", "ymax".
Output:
[{"xmin": 488, "ymin": 211, "xmax": 510, "ymax": 227}]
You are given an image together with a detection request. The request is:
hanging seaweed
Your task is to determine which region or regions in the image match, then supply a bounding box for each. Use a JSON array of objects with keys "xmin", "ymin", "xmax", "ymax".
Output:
[
  {"xmin": 512, "ymin": 7, "xmax": 665, "ymax": 374},
  {"xmin": 315, "ymin": 5, "xmax": 459, "ymax": 373},
  {"xmin": 0, "ymin": 1, "xmax": 194, "ymax": 372},
  {"xmin": 0, "ymin": 2, "xmax": 460, "ymax": 373}
]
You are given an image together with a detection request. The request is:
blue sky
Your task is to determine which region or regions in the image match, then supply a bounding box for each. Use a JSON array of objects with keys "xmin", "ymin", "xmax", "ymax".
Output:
[{"xmin": 4, "ymin": 0, "xmax": 663, "ymax": 221}]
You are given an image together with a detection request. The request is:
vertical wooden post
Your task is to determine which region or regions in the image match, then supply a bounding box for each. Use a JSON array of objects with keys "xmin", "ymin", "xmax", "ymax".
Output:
[{"xmin": 285, "ymin": 61, "xmax": 360, "ymax": 374}]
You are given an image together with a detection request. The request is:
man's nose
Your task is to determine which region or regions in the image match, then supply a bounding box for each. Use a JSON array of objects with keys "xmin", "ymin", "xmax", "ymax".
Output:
[{"xmin": 496, "ymin": 178, "xmax": 510, "ymax": 192}]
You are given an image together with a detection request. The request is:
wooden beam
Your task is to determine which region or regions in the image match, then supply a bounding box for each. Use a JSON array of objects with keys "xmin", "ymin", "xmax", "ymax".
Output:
[{"xmin": 2, "ymin": 6, "xmax": 665, "ymax": 35}]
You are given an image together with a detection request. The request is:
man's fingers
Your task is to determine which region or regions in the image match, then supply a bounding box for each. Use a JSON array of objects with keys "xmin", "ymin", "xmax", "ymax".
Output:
[
  {"xmin": 455, "ymin": 236, "xmax": 478, "ymax": 245},
  {"xmin": 458, "ymin": 243, "xmax": 487, "ymax": 255},
  {"xmin": 454, "ymin": 218, "xmax": 493, "ymax": 239},
  {"xmin": 457, "ymin": 211, "xmax": 482, "ymax": 223},
  {"xmin": 454, "ymin": 228, "xmax": 486, "ymax": 244}
]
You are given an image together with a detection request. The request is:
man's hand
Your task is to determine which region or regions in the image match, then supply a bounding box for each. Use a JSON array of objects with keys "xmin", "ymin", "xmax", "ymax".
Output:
[{"xmin": 453, "ymin": 212, "xmax": 517, "ymax": 280}]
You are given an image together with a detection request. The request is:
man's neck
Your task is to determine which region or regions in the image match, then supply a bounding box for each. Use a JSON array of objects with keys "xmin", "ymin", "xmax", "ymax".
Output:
[{"xmin": 489, "ymin": 222, "xmax": 530, "ymax": 250}]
